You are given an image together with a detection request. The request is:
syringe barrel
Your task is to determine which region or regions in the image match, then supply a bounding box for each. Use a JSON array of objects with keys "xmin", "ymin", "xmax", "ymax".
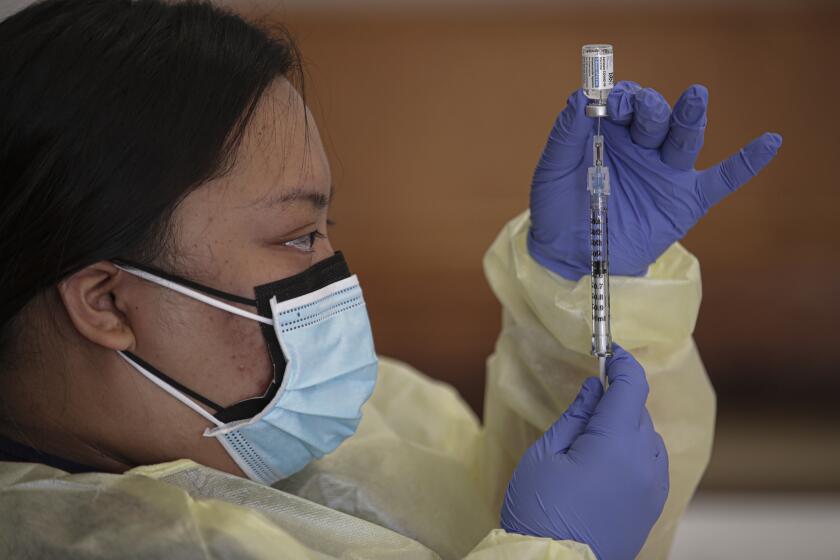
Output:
[{"xmin": 589, "ymin": 184, "xmax": 612, "ymax": 358}]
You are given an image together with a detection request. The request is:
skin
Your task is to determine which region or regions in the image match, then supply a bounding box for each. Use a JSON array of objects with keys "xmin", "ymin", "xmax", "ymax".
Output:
[{"xmin": 0, "ymin": 78, "xmax": 334, "ymax": 477}]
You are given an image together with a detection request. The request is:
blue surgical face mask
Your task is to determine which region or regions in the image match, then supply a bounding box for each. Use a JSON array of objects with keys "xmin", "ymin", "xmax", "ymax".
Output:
[{"xmin": 111, "ymin": 252, "xmax": 378, "ymax": 485}]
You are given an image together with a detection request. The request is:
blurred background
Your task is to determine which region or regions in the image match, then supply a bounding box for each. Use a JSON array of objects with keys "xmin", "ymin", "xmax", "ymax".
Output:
[{"xmin": 222, "ymin": 2, "xmax": 840, "ymax": 556}]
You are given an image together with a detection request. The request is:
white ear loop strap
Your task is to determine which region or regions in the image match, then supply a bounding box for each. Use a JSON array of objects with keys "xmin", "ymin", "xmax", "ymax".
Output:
[
  {"xmin": 113, "ymin": 264, "xmax": 272, "ymax": 325},
  {"xmin": 117, "ymin": 351, "xmax": 225, "ymax": 428}
]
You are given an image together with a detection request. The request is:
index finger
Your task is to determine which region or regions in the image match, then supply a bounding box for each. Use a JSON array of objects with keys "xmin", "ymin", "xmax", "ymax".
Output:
[
  {"xmin": 586, "ymin": 345, "xmax": 649, "ymax": 434},
  {"xmin": 605, "ymin": 80, "xmax": 641, "ymax": 126}
]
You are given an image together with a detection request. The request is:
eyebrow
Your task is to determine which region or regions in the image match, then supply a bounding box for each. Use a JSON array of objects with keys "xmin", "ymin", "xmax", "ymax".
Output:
[{"xmin": 252, "ymin": 184, "xmax": 334, "ymax": 211}]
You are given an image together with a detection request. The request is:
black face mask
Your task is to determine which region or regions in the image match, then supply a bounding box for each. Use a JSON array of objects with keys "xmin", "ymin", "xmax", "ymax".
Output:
[{"xmin": 111, "ymin": 252, "xmax": 351, "ymax": 422}]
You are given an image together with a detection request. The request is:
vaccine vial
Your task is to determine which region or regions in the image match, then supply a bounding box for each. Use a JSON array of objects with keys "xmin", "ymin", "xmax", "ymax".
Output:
[{"xmin": 581, "ymin": 44, "xmax": 614, "ymax": 117}]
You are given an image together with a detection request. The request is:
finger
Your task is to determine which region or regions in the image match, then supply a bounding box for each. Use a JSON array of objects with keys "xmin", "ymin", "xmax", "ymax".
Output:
[
  {"xmin": 696, "ymin": 132, "xmax": 783, "ymax": 210},
  {"xmin": 653, "ymin": 430, "xmax": 670, "ymax": 496},
  {"xmin": 640, "ymin": 408, "xmax": 663, "ymax": 458},
  {"xmin": 630, "ymin": 88, "xmax": 671, "ymax": 149},
  {"xmin": 605, "ymin": 80, "xmax": 641, "ymax": 125},
  {"xmin": 653, "ymin": 432, "xmax": 667, "ymax": 462},
  {"xmin": 534, "ymin": 89, "xmax": 595, "ymax": 183},
  {"xmin": 658, "ymin": 435, "xmax": 670, "ymax": 493},
  {"xmin": 542, "ymin": 377, "xmax": 604, "ymax": 455},
  {"xmin": 587, "ymin": 344, "xmax": 649, "ymax": 434},
  {"xmin": 661, "ymin": 84, "xmax": 708, "ymax": 170},
  {"xmin": 640, "ymin": 410, "xmax": 670, "ymax": 493}
]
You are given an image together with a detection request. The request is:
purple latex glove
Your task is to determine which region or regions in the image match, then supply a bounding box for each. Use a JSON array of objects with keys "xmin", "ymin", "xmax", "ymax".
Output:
[
  {"xmin": 500, "ymin": 345, "xmax": 668, "ymax": 560},
  {"xmin": 528, "ymin": 81, "xmax": 783, "ymax": 279}
]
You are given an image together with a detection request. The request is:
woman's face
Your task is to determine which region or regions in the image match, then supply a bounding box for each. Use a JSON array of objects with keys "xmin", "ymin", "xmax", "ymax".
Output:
[{"xmin": 87, "ymin": 79, "xmax": 336, "ymax": 474}]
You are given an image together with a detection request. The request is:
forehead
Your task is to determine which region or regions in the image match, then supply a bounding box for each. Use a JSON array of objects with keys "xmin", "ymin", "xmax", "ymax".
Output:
[{"xmin": 215, "ymin": 77, "xmax": 331, "ymax": 209}]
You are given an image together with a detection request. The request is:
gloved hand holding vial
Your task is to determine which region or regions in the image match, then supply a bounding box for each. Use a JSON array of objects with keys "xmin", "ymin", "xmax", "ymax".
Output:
[{"xmin": 528, "ymin": 44, "xmax": 783, "ymax": 385}]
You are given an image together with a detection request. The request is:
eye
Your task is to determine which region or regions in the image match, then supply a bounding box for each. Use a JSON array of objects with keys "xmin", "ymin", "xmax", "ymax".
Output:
[{"xmin": 282, "ymin": 230, "xmax": 326, "ymax": 253}]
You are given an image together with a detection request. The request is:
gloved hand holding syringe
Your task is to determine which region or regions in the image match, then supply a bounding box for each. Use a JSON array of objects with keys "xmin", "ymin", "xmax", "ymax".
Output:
[{"xmin": 582, "ymin": 44, "xmax": 614, "ymax": 387}]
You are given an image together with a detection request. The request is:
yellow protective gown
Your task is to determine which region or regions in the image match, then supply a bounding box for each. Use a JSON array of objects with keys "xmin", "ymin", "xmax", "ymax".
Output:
[{"xmin": 0, "ymin": 211, "xmax": 714, "ymax": 560}]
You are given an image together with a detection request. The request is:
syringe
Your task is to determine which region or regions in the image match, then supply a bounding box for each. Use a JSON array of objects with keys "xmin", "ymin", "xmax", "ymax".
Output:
[
  {"xmin": 581, "ymin": 44, "xmax": 614, "ymax": 387},
  {"xmin": 588, "ymin": 131, "xmax": 612, "ymax": 387}
]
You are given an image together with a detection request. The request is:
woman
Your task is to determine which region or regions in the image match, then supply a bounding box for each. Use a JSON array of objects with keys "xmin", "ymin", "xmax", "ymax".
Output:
[{"xmin": 0, "ymin": 1, "xmax": 781, "ymax": 559}]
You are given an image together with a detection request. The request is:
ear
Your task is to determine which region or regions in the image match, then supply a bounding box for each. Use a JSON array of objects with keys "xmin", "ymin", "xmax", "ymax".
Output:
[{"xmin": 57, "ymin": 262, "xmax": 136, "ymax": 351}]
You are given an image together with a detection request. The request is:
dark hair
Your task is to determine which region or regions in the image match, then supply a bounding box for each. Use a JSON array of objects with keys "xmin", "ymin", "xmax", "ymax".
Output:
[{"xmin": 0, "ymin": 0, "xmax": 302, "ymax": 355}]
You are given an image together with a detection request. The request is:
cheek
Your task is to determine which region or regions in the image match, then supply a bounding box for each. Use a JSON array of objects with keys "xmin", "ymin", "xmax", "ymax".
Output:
[
  {"xmin": 147, "ymin": 301, "xmax": 275, "ymax": 407},
  {"xmin": 214, "ymin": 314, "xmax": 274, "ymax": 403},
  {"xmin": 131, "ymin": 287, "xmax": 275, "ymax": 406}
]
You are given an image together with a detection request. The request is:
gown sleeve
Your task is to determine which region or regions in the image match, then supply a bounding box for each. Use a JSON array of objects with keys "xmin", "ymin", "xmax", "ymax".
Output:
[{"xmin": 476, "ymin": 210, "xmax": 715, "ymax": 559}]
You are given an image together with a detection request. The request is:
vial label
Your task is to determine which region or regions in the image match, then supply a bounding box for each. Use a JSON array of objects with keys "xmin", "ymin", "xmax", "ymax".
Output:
[{"xmin": 582, "ymin": 54, "xmax": 614, "ymax": 91}]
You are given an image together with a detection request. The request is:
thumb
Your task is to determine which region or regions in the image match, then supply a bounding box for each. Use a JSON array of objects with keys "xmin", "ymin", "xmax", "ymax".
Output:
[
  {"xmin": 539, "ymin": 377, "xmax": 604, "ymax": 456},
  {"xmin": 697, "ymin": 132, "xmax": 782, "ymax": 210},
  {"xmin": 534, "ymin": 89, "xmax": 595, "ymax": 184}
]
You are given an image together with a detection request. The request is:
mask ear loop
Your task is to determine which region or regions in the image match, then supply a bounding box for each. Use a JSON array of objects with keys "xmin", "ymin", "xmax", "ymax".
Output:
[
  {"xmin": 117, "ymin": 351, "xmax": 225, "ymax": 428},
  {"xmin": 113, "ymin": 263, "xmax": 272, "ymax": 325},
  {"xmin": 112, "ymin": 263, "xmax": 273, "ymax": 429}
]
